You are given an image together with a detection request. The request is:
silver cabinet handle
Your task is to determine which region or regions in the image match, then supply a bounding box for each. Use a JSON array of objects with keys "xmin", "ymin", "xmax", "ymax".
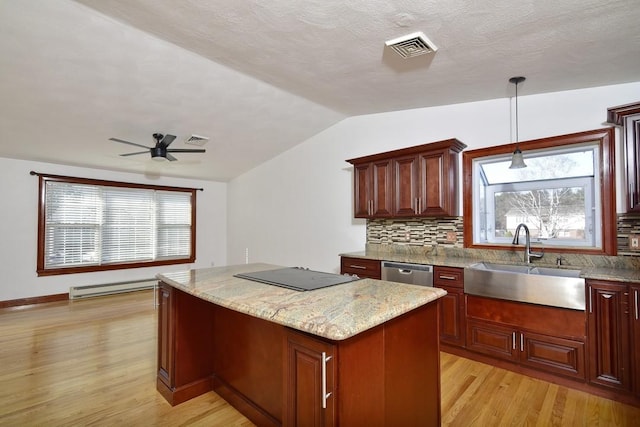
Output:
[
  {"xmin": 439, "ymin": 275, "xmax": 456, "ymax": 280},
  {"xmin": 635, "ymin": 289, "xmax": 639, "ymax": 321},
  {"xmin": 321, "ymin": 352, "xmax": 332, "ymax": 409},
  {"xmin": 349, "ymin": 264, "xmax": 367, "ymax": 270},
  {"xmin": 414, "ymin": 197, "xmax": 418, "ymax": 215},
  {"xmin": 512, "ymin": 332, "xmax": 516, "ymax": 350},
  {"xmin": 520, "ymin": 333, "xmax": 524, "ymax": 352},
  {"xmin": 589, "ymin": 286, "xmax": 592, "ymax": 313}
]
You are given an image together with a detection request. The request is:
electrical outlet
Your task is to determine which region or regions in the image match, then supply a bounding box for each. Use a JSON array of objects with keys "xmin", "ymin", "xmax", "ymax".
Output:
[
  {"xmin": 446, "ymin": 231, "xmax": 457, "ymax": 243},
  {"xmin": 630, "ymin": 234, "xmax": 640, "ymax": 250}
]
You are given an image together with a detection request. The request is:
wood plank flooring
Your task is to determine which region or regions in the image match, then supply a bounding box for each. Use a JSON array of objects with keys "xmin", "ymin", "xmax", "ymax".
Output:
[{"xmin": 1, "ymin": 290, "xmax": 638, "ymax": 426}]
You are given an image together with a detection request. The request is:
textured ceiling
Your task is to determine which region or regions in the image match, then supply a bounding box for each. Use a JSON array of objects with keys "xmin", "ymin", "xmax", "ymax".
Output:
[{"xmin": 1, "ymin": 0, "xmax": 639, "ymax": 181}]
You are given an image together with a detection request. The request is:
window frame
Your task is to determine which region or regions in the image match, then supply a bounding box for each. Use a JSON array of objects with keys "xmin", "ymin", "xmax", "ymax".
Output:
[
  {"xmin": 462, "ymin": 128, "xmax": 617, "ymax": 256},
  {"xmin": 35, "ymin": 173, "xmax": 198, "ymax": 276}
]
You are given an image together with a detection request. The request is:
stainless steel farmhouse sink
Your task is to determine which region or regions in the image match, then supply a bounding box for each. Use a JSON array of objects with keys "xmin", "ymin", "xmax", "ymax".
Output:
[{"xmin": 464, "ymin": 262, "xmax": 585, "ymax": 310}]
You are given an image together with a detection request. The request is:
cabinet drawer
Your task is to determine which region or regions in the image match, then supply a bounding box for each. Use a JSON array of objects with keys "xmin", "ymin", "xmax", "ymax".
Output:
[
  {"xmin": 340, "ymin": 257, "xmax": 381, "ymax": 279},
  {"xmin": 433, "ymin": 266, "xmax": 464, "ymax": 288}
]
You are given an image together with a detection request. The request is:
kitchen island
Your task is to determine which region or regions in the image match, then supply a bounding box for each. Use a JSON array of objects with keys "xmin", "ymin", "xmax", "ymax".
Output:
[{"xmin": 156, "ymin": 263, "xmax": 446, "ymax": 427}]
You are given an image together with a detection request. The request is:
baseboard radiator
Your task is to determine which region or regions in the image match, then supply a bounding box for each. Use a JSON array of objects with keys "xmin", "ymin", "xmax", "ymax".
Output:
[{"xmin": 69, "ymin": 279, "xmax": 156, "ymax": 299}]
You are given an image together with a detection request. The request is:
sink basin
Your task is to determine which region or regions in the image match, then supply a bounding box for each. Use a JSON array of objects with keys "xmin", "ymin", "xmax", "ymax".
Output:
[
  {"xmin": 469, "ymin": 262, "xmax": 535, "ymax": 274},
  {"xmin": 530, "ymin": 266, "xmax": 582, "ymax": 278},
  {"xmin": 464, "ymin": 262, "xmax": 585, "ymax": 310}
]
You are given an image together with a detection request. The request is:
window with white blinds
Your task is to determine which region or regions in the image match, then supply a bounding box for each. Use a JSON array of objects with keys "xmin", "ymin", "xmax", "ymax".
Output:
[{"xmin": 36, "ymin": 174, "xmax": 196, "ymax": 276}]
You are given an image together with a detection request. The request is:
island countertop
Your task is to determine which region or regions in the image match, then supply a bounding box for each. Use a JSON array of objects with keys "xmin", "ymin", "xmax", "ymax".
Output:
[{"xmin": 157, "ymin": 263, "xmax": 446, "ymax": 341}]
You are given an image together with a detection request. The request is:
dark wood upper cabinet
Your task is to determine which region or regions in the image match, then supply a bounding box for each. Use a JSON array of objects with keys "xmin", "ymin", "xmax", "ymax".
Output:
[
  {"xmin": 608, "ymin": 102, "xmax": 640, "ymax": 213},
  {"xmin": 353, "ymin": 159, "xmax": 393, "ymax": 218},
  {"xmin": 347, "ymin": 139, "xmax": 466, "ymax": 218}
]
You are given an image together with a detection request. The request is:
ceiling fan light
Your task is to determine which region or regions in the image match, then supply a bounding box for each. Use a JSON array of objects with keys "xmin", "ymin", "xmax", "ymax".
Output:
[
  {"xmin": 151, "ymin": 147, "xmax": 168, "ymax": 162},
  {"xmin": 509, "ymin": 147, "xmax": 527, "ymax": 169}
]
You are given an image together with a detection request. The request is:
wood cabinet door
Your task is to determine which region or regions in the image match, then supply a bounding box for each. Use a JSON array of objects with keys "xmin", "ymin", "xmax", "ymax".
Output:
[
  {"xmin": 520, "ymin": 331, "xmax": 585, "ymax": 380},
  {"xmin": 440, "ymin": 287, "xmax": 466, "ymax": 347},
  {"xmin": 353, "ymin": 163, "xmax": 371, "ymax": 218},
  {"xmin": 435, "ymin": 266, "xmax": 465, "ymax": 347},
  {"xmin": 157, "ymin": 282, "xmax": 174, "ymax": 389},
  {"xmin": 284, "ymin": 330, "xmax": 336, "ymax": 427},
  {"xmin": 587, "ymin": 280, "xmax": 631, "ymax": 391},
  {"xmin": 466, "ymin": 319, "xmax": 518, "ymax": 362},
  {"xmin": 417, "ymin": 150, "xmax": 447, "ymax": 216},
  {"xmin": 392, "ymin": 155, "xmax": 419, "ymax": 216},
  {"xmin": 371, "ymin": 159, "xmax": 393, "ymax": 217},
  {"xmin": 631, "ymin": 285, "xmax": 640, "ymax": 396},
  {"xmin": 608, "ymin": 103, "xmax": 640, "ymax": 212},
  {"xmin": 353, "ymin": 160, "xmax": 392, "ymax": 218},
  {"xmin": 626, "ymin": 118, "xmax": 640, "ymax": 212}
]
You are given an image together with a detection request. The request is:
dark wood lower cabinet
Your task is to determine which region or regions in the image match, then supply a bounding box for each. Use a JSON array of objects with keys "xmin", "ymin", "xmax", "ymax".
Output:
[
  {"xmin": 466, "ymin": 319, "xmax": 518, "ymax": 361},
  {"xmin": 340, "ymin": 256, "xmax": 381, "ymax": 279},
  {"xmin": 631, "ymin": 284, "xmax": 640, "ymax": 397},
  {"xmin": 434, "ymin": 266, "xmax": 466, "ymax": 348},
  {"xmin": 156, "ymin": 282, "xmax": 215, "ymax": 406},
  {"xmin": 285, "ymin": 331, "xmax": 336, "ymax": 427},
  {"xmin": 157, "ymin": 282, "xmax": 442, "ymax": 426},
  {"xmin": 465, "ymin": 319, "xmax": 585, "ymax": 379},
  {"xmin": 587, "ymin": 280, "xmax": 631, "ymax": 392},
  {"xmin": 465, "ymin": 296, "xmax": 587, "ymax": 381},
  {"xmin": 520, "ymin": 331, "xmax": 585, "ymax": 380}
]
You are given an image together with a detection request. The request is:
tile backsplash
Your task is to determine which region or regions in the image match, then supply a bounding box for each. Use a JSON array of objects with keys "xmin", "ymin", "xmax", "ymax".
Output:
[{"xmin": 367, "ymin": 214, "xmax": 640, "ymax": 260}]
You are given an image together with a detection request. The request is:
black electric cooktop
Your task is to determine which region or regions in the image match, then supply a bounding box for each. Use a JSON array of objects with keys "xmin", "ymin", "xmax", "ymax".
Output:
[{"xmin": 234, "ymin": 267, "xmax": 361, "ymax": 291}]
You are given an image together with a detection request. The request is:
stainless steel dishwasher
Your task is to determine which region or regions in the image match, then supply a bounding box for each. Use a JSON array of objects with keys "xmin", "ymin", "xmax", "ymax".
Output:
[{"xmin": 381, "ymin": 261, "xmax": 434, "ymax": 287}]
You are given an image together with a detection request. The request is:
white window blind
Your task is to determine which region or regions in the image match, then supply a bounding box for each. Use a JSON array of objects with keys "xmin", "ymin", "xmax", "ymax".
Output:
[{"xmin": 41, "ymin": 178, "xmax": 194, "ymax": 272}]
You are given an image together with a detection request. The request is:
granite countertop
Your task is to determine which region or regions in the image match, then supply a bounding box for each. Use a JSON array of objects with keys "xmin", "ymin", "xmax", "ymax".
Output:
[
  {"xmin": 157, "ymin": 263, "xmax": 446, "ymax": 341},
  {"xmin": 341, "ymin": 251, "xmax": 640, "ymax": 284}
]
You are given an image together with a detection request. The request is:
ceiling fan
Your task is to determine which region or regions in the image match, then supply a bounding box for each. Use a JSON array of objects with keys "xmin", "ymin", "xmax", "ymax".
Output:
[{"xmin": 110, "ymin": 133, "xmax": 205, "ymax": 161}]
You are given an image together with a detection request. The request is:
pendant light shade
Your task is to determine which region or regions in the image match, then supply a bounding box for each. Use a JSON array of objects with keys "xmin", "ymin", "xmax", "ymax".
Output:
[
  {"xmin": 509, "ymin": 76, "xmax": 527, "ymax": 169},
  {"xmin": 509, "ymin": 147, "xmax": 526, "ymax": 169}
]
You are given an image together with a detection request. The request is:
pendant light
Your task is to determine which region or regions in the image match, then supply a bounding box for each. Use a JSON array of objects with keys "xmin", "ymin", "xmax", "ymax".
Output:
[{"xmin": 509, "ymin": 76, "xmax": 527, "ymax": 169}]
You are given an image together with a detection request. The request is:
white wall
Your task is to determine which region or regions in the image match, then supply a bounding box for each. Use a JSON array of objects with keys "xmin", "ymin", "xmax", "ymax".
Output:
[
  {"xmin": 0, "ymin": 158, "xmax": 227, "ymax": 301},
  {"xmin": 227, "ymin": 82, "xmax": 640, "ymax": 273}
]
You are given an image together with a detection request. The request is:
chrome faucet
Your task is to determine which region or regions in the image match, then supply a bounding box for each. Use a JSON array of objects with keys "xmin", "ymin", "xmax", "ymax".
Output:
[{"xmin": 512, "ymin": 223, "xmax": 544, "ymax": 263}]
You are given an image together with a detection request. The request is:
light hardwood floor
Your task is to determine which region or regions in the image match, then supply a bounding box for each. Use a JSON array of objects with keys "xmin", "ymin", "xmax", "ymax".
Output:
[{"xmin": 1, "ymin": 290, "xmax": 638, "ymax": 426}]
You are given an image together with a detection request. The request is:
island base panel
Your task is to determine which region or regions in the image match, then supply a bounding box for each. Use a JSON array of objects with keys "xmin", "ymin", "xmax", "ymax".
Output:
[{"xmin": 158, "ymin": 283, "xmax": 442, "ymax": 426}]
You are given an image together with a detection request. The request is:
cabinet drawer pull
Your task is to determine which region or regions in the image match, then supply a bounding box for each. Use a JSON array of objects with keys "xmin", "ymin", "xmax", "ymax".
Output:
[
  {"xmin": 321, "ymin": 352, "xmax": 332, "ymax": 409},
  {"xmin": 349, "ymin": 265, "xmax": 367, "ymax": 270},
  {"xmin": 589, "ymin": 287, "xmax": 592, "ymax": 313},
  {"xmin": 635, "ymin": 289, "xmax": 639, "ymax": 320},
  {"xmin": 512, "ymin": 332, "xmax": 516, "ymax": 350},
  {"xmin": 520, "ymin": 334, "xmax": 524, "ymax": 352},
  {"xmin": 438, "ymin": 275, "xmax": 457, "ymax": 280}
]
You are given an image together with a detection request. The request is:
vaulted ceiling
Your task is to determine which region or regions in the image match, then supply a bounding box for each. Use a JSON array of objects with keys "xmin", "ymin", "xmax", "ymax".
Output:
[{"xmin": 1, "ymin": 0, "xmax": 639, "ymax": 181}]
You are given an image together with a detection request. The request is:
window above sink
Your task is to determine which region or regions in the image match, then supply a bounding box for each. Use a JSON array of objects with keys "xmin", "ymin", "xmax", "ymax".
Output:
[{"xmin": 463, "ymin": 128, "xmax": 617, "ymax": 255}]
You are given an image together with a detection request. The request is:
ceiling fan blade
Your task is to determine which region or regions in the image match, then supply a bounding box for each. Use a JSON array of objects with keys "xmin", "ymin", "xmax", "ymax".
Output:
[
  {"xmin": 109, "ymin": 138, "xmax": 151, "ymax": 150},
  {"xmin": 165, "ymin": 153, "xmax": 178, "ymax": 161},
  {"xmin": 161, "ymin": 134, "xmax": 177, "ymax": 147},
  {"xmin": 120, "ymin": 151, "xmax": 149, "ymax": 157},
  {"xmin": 166, "ymin": 148, "xmax": 206, "ymax": 153}
]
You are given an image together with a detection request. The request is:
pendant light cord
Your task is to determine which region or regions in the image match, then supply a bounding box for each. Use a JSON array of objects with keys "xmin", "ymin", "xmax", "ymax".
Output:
[
  {"xmin": 514, "ymin": 81, "xmax": 519, "ymax": 143},
  {"xmin": 509, "ymin": 76, "xmax": 525, "ymax": 143}
]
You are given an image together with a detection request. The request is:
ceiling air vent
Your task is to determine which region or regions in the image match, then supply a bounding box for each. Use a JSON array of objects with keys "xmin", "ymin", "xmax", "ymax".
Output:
[
  {"xmin": 385, "ymin": 32, "xmax": 438, "ymax": 58},
  {"xmin": 184, "ymin": 134, "xmax": 209, "ymax": 146}
]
